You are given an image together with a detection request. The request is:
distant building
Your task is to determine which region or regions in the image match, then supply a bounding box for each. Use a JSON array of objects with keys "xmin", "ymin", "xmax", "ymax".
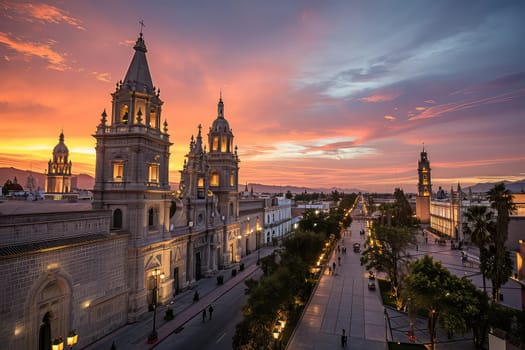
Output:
[
  {"xmin": 44, "ymin": 131, "xmax": 77, "ymax": 198},
  {"xmin": 415, "ymin": 146, "xmax": 432, "ymax": 223},
  {"xmin": 264, "ymin": 196, "xmax": 292, "ymax": 245}
]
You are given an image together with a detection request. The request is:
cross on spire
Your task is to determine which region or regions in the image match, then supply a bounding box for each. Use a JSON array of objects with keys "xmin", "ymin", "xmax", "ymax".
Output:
[{"xmin": 139, "ymin": 20, "xmax": 145, "ymax": 35}]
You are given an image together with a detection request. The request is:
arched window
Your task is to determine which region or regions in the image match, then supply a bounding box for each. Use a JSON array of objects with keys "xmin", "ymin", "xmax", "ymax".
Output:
[
  {"xmin": 148, "ymin": 208, "xmax": 154, "ymax": 227},
  {"xmin": 221, "ymin": 136, "xmax": 228, "ymax": 152},
  {"xmin": 229, "ymin": 171, "xmax": 235, "ymax": 187},
  {"xmin": 229, "ymin": 202, "xmax": 234, "ymax": 217},
  {"xmin": 210, "ymin": 171, "xmax": 219, "ymax": 186},
  {"xmin": 120, "ymin": 104, "xmax": 129, "ymax": 124},
  {"xmin": 113, "ymin": 209, "xmax": 122, "ymax": 229},
  {"xmin": 149, "ymin": 107, "xmax": 157, "ymax": 128}
]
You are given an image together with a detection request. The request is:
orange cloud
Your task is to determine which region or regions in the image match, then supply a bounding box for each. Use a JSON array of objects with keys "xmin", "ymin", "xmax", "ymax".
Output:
[
  {"xmin": 384, "ymin": 115, "xmax": 396, "ymax": 121},
  {"xmin": 3, "ymin": 1, "xmax": 84, "ymax": 30},
  {"xmin": 359, "ymin": 91, "xmax": 401, "ymax": 103},
  {"xmin": 0, "ymin": 32, "xmax": 69, "ymax": 70}
]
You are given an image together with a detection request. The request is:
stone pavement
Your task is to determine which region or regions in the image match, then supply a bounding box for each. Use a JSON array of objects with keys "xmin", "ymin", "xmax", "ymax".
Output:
[
  {"xmin": 83, "ymin": 247, "xmax": 274, "ymax": 350},
  {"xmin": 287, "ymin": 217, "xmax": 479, "ymax": 350},
  {"xmin": 287, "ymin": 219, "xmax": 387, "ymax": 350}
]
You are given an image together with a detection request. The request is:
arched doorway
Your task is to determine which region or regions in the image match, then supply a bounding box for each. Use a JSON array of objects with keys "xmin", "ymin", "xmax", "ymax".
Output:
[
  {"xmin": 28, "ymin": 272, "xmax": 72, "ymax": 350},
  {"xmin": 38, "ymin": 312, "xmax": 51, "ymax": 350}
]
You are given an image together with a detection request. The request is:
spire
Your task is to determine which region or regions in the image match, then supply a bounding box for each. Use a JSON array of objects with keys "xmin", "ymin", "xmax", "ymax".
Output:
[
  {"xmin": 195, "ymin": 124, "xmax": 203, "ymax": 153},
  {"xmin": 217, "ymin": 93, "xmax": 224, "ymax": 119},
  {"xmin": 123, "ymin": 30, "xmax": 154, "ymax": 94},
  {"xmin": 59, "ymin": 130, "xmax": 64, "ymax": 143}
]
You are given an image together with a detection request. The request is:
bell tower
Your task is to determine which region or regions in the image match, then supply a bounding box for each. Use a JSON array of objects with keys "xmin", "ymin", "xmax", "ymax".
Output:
[
  {"xmin": 207, "ymin": 95, "xmax": 240, "ymax": 222},
  {"xmin": 92, "ymin": 31, "xmax": 172, "ymax": 321},
  {"xmin": 416, "ymin": 144, "xmax": 432, "ymax": 223},
  {"xmin": 45, "ymin": 131, "xmax": 74, "ymax": 194}
]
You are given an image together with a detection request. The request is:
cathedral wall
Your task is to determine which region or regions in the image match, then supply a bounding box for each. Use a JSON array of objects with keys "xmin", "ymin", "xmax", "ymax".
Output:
[
  {"xmin": 0, "ymin": 210, "xmax": 111, "ymax": 247},
  {"xmin": 0, "ymin": 234, "xmax": 128, "ymax": 350}
]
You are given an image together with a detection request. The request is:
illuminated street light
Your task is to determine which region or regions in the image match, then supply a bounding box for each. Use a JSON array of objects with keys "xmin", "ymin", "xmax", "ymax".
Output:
[
  {"xmin": 148, "ymin": 268, "xmax": 165, "ymax": 343},
  {"xmin": 66, "ymin": 330, "xmax": 78, "ymax": 349}
]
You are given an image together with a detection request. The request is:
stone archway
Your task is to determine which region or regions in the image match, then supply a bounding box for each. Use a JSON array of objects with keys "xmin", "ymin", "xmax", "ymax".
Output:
[{"xmin": 28, "ymin": 271, "xmax": 72, "ymax": 349}]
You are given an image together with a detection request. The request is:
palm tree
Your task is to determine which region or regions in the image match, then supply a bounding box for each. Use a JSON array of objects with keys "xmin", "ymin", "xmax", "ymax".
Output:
[
  {"xmin": 462, "ymin": 205, "xmax": 494, "ymax": 294},
  {"xmin": 486, "ymin": 183, "xmax": 516, "ymax": 302}
]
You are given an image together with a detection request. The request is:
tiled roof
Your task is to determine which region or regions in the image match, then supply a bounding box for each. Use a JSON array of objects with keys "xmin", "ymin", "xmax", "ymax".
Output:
[{"xmin": 0, "ymin": 233, "xmax": 112, "ymax": 258}]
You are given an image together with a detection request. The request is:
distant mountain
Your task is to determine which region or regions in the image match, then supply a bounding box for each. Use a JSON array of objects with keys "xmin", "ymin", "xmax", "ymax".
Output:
[
  {"xmin": 0, "ymin": 167, "xmax": 94, "ymax": 190},
  {"xmin": 245, "ymin": 183, "xmax": 365, "ymax": 194},
  {"xmin": 466, "ymin": 179, "xmax": 525, "ymax": 193}
]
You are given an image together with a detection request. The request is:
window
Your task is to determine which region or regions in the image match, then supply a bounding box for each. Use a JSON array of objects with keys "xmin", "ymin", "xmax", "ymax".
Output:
[
  {"xmin": 198, "ymin": 178, "xmax": 204, "ymax": 188},
  {"xmin": 113, "ymin": 162, "xmax": 124, "ymax": 181},
  {"xmin": 210, "ymin": 171, "xmax": 219, "ymax": 186},
  {"xmin": 149, "ymin": 107, "xmax": 157, "ymax": 128},
  {"xmin": 113, "ymin": 209, "xmax": 122, "ymax": 229},
  {"xmin": 148, "ymin": 208, "xmax": 155, "ymax": 227},
  {"xmin": 229, "ymin": 171, "xmax": 235, "ymax": 187},
  {"xmin": 148, "ymin": 164, "xmax": 159, "ymax": 183},
  {"xmin": 221, "ymin": 136, "xmax": 228, "ymax": 152},
  {"xmin": 120, "ymin": 105, "xmax": 129, "ymax": 124},
  {"xmin": 212, "ymin": 137, "xmax": 219, "ymax": 151}
]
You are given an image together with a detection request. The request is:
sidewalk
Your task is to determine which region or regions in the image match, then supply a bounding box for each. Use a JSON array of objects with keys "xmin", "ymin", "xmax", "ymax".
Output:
[
  {"xmin": 84, "ymin": 247, "xmax": 273, "ymax": 350},
  {"xmin": 287, "ymin": 219, "xmax": 386, "ymax": 350}
]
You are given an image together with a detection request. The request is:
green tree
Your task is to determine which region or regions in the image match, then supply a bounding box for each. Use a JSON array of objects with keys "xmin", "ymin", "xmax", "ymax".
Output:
[
  {"xmin": 402, "ymin": 255, "xmax": 483, "ymax": 350},
  {"xmin": 462, "ymin": 205, "xmax": 494, "ymax": 294},
  {"xmin": 360, "ymin": 222, "xmax": 416, "ymax": 304},
  {"xmin": 486, "ymin": 183, "xmax": 515, "ymax": 302},
  {"xmin": 233, "ymin": 230, "xmax": 325, "ymax": 350}
]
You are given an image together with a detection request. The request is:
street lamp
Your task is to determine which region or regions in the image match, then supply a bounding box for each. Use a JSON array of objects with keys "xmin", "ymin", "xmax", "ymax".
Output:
[
  {"xmin": 272, "ymin": 326, "xmax": 281, "ymax": 350},
  {"xmin": 52, "ymin": 337, "xmax": 63, "ymax": 350},
  {"xmin": 66, "ymin": 330, "xmax": 78, "ymax": 349},
  {"xmin": 148, "ymin": 268, "xmax": 165, "ymax": 343},
  {"xmin": 256, "ymin": 217, "xmax": 261, "ymax": 265}
]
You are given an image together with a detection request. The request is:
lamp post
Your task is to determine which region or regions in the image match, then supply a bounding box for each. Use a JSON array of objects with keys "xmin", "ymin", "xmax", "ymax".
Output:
[
  {"xmin": 66, "ymin": 330, "xmax": 78, "ymax": 349},
  {"xmin": 148, "ymin": 268, "xmax": 165, "ymax": 343}
]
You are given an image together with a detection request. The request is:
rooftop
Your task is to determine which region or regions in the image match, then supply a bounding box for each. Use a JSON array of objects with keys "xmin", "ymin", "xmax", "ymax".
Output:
[{"xmin": 0, "ymin": 200, "xmax": 92, "ymax": 216}]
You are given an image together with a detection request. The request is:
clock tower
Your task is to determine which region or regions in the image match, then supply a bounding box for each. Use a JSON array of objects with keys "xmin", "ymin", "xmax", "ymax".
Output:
[{"xmin": 416, "ymin": 145, "xmax": 432, "ymax": 223}]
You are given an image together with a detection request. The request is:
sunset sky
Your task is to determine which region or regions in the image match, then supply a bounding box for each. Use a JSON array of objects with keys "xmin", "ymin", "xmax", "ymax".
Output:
[{"xmin": 1, "ymin": 1, "xmax": 524, "ymax": 193}]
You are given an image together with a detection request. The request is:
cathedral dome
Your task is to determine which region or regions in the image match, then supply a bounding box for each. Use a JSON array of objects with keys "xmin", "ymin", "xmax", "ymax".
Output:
[
  {"xmin": 211, "ymin": 117, "xmax": 231, "ymax": 134},
  {"xmin": 53, "ymin": 132, "xmax": 69, "ymax": 161}
]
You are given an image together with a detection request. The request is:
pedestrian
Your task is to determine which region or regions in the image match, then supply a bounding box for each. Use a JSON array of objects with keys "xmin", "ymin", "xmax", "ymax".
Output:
[
  {"xmin": 328, "ymin": 266, "xmax": 332, "ymax": 275},
  {"xmin": 332, "ymin": 261, "xmax": 336, "ymax": 274},
  {"xmin": 341, "ymin": 328, "xmax": 347, "ymax": 347},
  {"xmin": 208, "ymin": 305, "xmax": 214, "ymax": 320},
  {"xmin": 338, "ymin": 256, "xmax": 341, "ymax": 266},
  {"xmin": 337, "ymin": 245, "xmax": 340, "ymax": 254},
  {"xmin": 202, "ymin": 308, "xmax": 206, "ymax": 323}
]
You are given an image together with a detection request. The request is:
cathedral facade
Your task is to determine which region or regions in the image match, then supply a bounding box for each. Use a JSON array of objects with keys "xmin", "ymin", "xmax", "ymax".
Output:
[{"xmin": 0, "ymin": 32, "xmax": 251, "ymax": 349}]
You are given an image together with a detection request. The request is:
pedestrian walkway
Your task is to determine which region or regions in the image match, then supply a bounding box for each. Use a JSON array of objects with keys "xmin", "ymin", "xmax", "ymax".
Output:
[
  {"xmin": 84, "ymin": 247, "xmax": 273, "ymax": 350},
  {"xmin": 287, "ymin": 219, "xmax": 386, "ymax": 350},
  {"xmin": 287, "ymin": 216, "xmax": 479, "ymax": 350}
]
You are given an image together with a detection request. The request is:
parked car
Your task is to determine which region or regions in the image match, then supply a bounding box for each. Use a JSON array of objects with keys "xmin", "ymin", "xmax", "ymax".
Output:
[{"xmin": 353, "ymin": 242, "xmax": 361, "ymax": 252}]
